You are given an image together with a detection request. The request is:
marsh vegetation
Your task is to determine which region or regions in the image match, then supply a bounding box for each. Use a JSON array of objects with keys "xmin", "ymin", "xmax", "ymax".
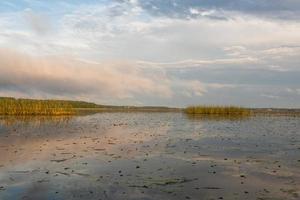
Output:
[
  {"xmin": 1, "ymin": 97, "xmax": 298, "ymax": 117},
  {"xmin": 0, "ymin": 97, "xmax": 75, "ymax": 115},
  {"xmin": 0, "ymin": 97, "xmax": 179, "ymax": 115},
  {"xmin": 185, "ymin": 105, "xmax": 252, "ymax": 116}
]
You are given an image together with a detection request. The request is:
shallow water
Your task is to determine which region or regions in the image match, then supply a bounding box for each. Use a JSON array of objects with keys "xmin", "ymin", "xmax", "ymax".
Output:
[{"xmin": 0, "ymin": 113, "xmax": 299, "ymax": 200}]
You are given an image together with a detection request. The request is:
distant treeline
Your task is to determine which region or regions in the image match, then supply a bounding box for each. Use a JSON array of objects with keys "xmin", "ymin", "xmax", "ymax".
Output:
[
  {"xmin": 0, "ymin": 97, "xmax": 178, "ymax": 115},
  {"xmin": 62, "ymin": 100, "xmax": 104, "ymax": 109},
  {"xmin": 185, "ymin": 106, "xmax": 252, "ymax": 116}
]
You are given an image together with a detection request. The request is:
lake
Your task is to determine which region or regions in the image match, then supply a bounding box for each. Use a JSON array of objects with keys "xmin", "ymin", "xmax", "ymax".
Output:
[{"xmin": 0, "ymin": 112, "xmax": 299, "ymax": 200}]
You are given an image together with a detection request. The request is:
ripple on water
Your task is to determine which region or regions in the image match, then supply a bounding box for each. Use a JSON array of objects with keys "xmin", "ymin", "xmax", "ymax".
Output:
[{"xmin": 0, "ymin": 113, "xmax": 299, "ymax": 200}]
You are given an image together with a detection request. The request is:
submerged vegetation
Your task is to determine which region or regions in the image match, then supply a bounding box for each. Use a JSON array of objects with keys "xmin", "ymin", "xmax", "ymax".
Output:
[
  {"xmin": 185, "ymin": 105, "xmax": 252, "ymax": 116},
  {"xmin": 0, "ymin": 97, "xmax": 75, "ymax": 115},
  {"xmin": 0, "ymin": 115, "xmax": 72, "ymax": 126}
]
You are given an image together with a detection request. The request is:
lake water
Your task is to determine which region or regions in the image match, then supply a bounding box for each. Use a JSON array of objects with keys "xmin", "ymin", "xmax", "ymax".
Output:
[{"xmin": 0, "ymin": 113, "xmax": 299, "ymax": 200}]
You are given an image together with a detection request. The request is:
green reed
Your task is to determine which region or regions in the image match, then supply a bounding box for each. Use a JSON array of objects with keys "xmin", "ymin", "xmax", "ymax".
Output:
[
  {"xmin": 185, "ymin": 105, "xmax": 252, "ymax": 116},
  {"xmin": 0, "ymin": 97, "xmax": 75, "ymax": 115}
]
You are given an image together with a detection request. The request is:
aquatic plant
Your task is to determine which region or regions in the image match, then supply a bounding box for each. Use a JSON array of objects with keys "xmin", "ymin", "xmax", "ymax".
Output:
[
  {"xmin": 0, "ymin": 96, "xmax": 180, "ymax": 115},
  {"xmin": 0, "ymin": 115, "xmax": 72, "ymax": 126},
  {"xmin": 0, "ymin": 97, "xmax": 75, "ymax": 115},
  {"xmin": 185, "ymin": 105, "xmax": 252, "ymax": 116}
]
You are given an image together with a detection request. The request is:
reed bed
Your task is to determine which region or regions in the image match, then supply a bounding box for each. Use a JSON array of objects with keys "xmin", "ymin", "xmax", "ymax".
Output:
[
  {"xmin": 185, "ymin": 105, "xmax": 252, "ymax": 116},
  {"xmin": 0, "ymin": 115, "xmax": 72, "ymax": 126},
  {"xmin": 0, "ymin": 97, "xmax": 75, "ymax": 115}
]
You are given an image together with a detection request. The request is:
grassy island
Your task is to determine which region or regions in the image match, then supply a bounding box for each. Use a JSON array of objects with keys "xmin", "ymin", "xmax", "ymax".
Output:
[{"xmin": 185, "ymin": 105, "xmax": 252, "ymax": 116}]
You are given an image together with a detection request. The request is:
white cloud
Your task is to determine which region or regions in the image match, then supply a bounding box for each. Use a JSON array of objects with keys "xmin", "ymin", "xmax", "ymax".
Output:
[
  {"xmin": 136, "ymin": 57, "xmax": 258, "ymax": 69},
  {"xmin": 260, "ymin": 94, "xmax": 280, "ymax": 99},
  {"xmin": 189, "ymin": 8, "xmax": 200, "ymax": 15}
]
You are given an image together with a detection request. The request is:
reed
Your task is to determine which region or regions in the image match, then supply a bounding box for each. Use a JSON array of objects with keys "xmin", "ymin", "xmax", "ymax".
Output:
[
  {"xmin": 185, "ymin": 105, "xmax": 252, "ymax": 116},
  {"xmin": 0, "ymin": 97, "xmax": 75, "ymax": 115}
]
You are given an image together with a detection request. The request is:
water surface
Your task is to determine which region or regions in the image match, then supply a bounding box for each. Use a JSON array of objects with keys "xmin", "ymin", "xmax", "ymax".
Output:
[{"xmin": 0, "ymin": 113, "xmax": 299, "ymax": 200}]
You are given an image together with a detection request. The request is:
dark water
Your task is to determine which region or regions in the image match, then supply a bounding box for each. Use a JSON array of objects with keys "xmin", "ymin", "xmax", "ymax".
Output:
[{"xmin": 0, "ymin": 113, "xmax": 299, "ymax": 200}]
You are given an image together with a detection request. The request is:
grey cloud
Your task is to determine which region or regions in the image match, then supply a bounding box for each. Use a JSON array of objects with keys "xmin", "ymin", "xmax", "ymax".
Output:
[
  {"xmin": 134, "ymin": 0, "xmax": 300, "ymax": 20},
  {"xmin": 167, "ymin": 67, "xmax": 300, "ymax": 87},
  {"xmin": 195, "ymin": 85, "xmax": 300, "ymax": 108},
  {"xmin": 155, "ymin": 45, "xmax": 300, "ymax": 87}
]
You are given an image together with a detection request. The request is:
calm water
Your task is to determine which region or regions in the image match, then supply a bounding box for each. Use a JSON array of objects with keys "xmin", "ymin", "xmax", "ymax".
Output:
[{"xmin": 0, "ymin": 113, "xmax": 299, "ymax": 200}]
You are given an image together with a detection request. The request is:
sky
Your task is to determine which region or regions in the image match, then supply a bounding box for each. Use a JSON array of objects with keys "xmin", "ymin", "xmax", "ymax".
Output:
[{"xmin": 0, "ymin": 0, "xmax": 300, "ymax": 108}]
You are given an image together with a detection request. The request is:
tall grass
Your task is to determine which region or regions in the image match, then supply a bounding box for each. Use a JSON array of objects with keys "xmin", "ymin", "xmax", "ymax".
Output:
[
  {"xmin": 0, "ymin": 97, "xmax": 75, "ymax": 115},
  {"xmin": 185, "ymin": 105, "xmax": 252, "ymax": 116},
  {"xmin": 0, "ymin": 115, "xmax": 72, "ymax": 126}
]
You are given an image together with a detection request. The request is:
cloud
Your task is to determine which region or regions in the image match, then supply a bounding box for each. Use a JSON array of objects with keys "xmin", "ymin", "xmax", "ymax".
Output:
[
  {"xmin": 0, "ymin": 48, "xmax": 210, "ymax": 105},
  {"xmin": 137, "ymin": 0, "xmax": 300, "ymax": 20},
  {"xmin": 260, "ymin": 94, "xmax": 280, "ymax": 99},
  {"xmin": 55, "ymin": 6, "xmax": 300, "ymax": 63},
  {"xmin": 0, "ymin": 49, "xmax": 169, "ymax": 101},
  {"xmin": 0, "ymin": 47, "xmax": 299, "ymax": 107},
  {"xmin": 2, "ymin": 1, "xmax": 300, "ymax": 62},
  {"xmin": 0, "ymin": 1, "xmax": 300, "ymax": 107},
  {"xmin": 173, "ymin": 80, "xmax": 206, "ymax": 97},
  {"xmin": 136, "ymin": 57, "xmax": 258, "ymax": 69},
  {"xmin": 23, "ymin": 9, "xmax": 52, "ymax": 35}
]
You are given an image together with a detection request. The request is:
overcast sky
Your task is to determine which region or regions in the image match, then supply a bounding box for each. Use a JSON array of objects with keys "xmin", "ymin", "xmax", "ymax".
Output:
[{"xmin": 0, "ymin": 0, "xmax": 300, "ymax": 107}]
